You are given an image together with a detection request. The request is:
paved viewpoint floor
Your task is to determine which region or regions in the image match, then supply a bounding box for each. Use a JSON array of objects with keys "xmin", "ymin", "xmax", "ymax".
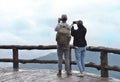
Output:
[{"xmin": 0, "ymin": 68, "xmax": 120, "ymax": 82}]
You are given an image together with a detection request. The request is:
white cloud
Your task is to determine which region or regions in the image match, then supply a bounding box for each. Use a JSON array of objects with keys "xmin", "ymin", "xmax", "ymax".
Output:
[
  {"xmin": 0, "ymin": 0, "xmax": 120, "ymax": 48},
  {"xmin": 0, "ymin": 32, "xmax": 30, "ymax": 45}
]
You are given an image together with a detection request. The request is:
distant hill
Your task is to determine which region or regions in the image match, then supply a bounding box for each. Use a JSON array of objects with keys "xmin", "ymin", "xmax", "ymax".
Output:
[
  {"xmin": 19, "ymin": 50, "xmax": 100, "ymax": 69},
  {"xmin": 20, "ymin": 50, "xmax": 120, "ymax": 79}
]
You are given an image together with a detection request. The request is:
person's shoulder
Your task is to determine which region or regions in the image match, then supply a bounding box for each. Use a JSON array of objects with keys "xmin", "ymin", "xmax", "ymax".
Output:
[
  {"xmin": 66, "ymin": 23, "xmax": 70, "ymax": 26},
  {"xmin": 59, "ymin": 23, "xmax": 71, "ymax": 29},
  {"xmin": 56, "ymin": 23, "xmax": 62, "ymax": 28},
  {"xmin": 66, "ymin": 24, "xmax": 71, "ymax": 29}
]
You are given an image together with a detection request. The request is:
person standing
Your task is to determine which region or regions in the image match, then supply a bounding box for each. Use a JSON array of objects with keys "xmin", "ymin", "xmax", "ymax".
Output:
[
  {"xmin": 71, "ymin": 20, "xmax": 87, "ymax": 77},
  {"xmin": 55, "ymin": 14, "xmax": 71, "ymax": 76}
]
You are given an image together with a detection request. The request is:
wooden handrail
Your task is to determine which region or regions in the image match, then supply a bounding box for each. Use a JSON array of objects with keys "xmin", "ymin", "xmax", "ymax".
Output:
[
  {"xmin": 87, "ymin": 46, "xmax": 120, "ymax": 54},
  {"xmin": 0, "ymin": 45, "xmax": 120, "ymax": 77}
]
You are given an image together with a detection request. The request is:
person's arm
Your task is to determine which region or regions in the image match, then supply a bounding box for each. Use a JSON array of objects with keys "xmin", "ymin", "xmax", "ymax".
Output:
[
  {"xmin": 55, "ymin": 18, "xmax": 61, "ymax": 31},
  {"xmin": 71, "ymin": 26, "xmax": 76, "ymax": 36}
]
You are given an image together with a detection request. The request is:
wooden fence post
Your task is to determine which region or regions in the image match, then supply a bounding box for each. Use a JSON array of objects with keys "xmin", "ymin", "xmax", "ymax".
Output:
[
  {"xmin": 100, "ymin": 51, "xmax": 108, "ymax": 77},
  {"xmin": 13, "ymin": 47, "xmax": 19, "ymax": 70}
]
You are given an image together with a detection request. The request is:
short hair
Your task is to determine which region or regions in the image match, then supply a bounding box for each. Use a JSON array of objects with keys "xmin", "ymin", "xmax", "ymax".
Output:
[{"xmin": 61, "ymin": 14, "xmax": 67, "ymax": 21}]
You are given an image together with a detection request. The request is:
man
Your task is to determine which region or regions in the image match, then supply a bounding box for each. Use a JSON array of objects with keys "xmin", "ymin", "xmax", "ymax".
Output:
[
  {"xmin": 71, "ymin": 20, "xmax": 87, "ymax": 77},
  {"xmin": 55, "ymin": 14, "xmax": 71, "ymax": 76}
]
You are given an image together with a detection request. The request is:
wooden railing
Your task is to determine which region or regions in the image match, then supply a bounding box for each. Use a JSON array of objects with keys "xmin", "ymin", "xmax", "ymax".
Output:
[{"xmin": 0, "ymin": 45, "xmax": 120, "ymax": 77}]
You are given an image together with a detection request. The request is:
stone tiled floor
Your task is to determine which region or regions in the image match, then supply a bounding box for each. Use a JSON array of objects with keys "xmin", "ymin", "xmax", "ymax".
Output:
[{"xmin": 0, "ymin": 68, "xmax": 120, "ymax": 82}]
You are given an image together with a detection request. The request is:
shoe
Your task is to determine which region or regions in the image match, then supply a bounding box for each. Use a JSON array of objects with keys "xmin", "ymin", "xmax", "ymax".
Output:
[
  {"xmin": 66, "ymin": 71, "xmax": 72, "ymax": 76},
  {"xmin": 57, "ymin": 73, "xmax": 61, "ymax": 77},
  {"xmin": 57, "ymin": 71, "xmax": 61, "ymax": 77},
  {"xmin": 77, "ymin": 73, "xmax": 84, "ymax": 77}
]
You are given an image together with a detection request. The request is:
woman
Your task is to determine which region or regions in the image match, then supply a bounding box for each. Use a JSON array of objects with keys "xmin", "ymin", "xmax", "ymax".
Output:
[{"xmin": 71, "ymin": 20, "xmax": 87, "ymax": 77}]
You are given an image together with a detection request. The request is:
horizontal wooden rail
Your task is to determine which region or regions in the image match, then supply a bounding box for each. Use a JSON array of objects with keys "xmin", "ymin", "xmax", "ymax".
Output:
[
  {"xmin": 87, "ymin": 46, "xmax": 120, "ymax": 54},
  {"xmin": 0, "ymin": 45, "xmax": 120, "ymax": 54},
  {"xmin": 0, "ymin": 58, "xmax": 120, "ymax": 72},
  {"xmin": 0, "ymin": 45, "xmax": 57, "ymax": 50}
]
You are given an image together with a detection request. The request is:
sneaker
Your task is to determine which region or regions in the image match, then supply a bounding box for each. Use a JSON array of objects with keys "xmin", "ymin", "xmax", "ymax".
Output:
[
  {"xmin": 57, "ymin": 70, "xmax": 62, "ymax": 76},
  {"xmin": 66, "ymin": 71, "xmax": 72, "ymax": 76},
  {"xmin": 57, "ymin": 72, "xmax": 61, "ymax": 77},
  {"xmin": 77, "ymin": 73, "xmax": 84, "ymax": 77},
  {"xmin": 57, "ymin": 70, "xmax": 62, "ymax": 77}
]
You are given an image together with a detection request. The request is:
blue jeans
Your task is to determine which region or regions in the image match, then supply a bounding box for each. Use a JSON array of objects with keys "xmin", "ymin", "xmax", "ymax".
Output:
[{"xmin": 75, "ymin": 47, "xmax": 86, "ymax": 72}]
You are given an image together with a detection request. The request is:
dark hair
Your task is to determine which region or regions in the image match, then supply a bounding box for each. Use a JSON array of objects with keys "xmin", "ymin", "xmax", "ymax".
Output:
[
  {"xmin": 61, "ymin": 14, "xmax": 67, "ymax": 22},
  {"xmin": 61, "ymin": 18, "xmax": 67, "ymax": 22}
]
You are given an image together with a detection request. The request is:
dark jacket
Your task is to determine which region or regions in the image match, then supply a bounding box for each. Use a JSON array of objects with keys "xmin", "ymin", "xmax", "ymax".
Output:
[{"xmin": 71, "ymin": 24, "xmax": 87, "ymax": 47}]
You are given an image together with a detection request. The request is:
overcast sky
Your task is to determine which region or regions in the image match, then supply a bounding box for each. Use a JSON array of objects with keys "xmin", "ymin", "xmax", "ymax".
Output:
[{"xmin": 0, "ymin": 0, "xmax": 120, "ymax": 48}]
